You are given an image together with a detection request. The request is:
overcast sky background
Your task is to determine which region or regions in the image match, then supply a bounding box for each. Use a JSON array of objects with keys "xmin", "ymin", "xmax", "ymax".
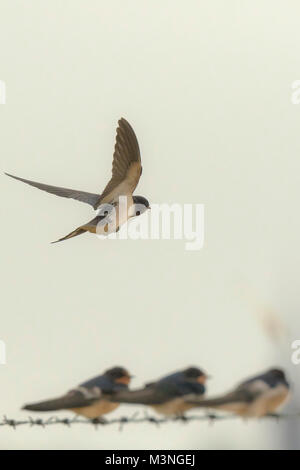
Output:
[{"xmin": 1, "ymin": 0, "xmax": 300, "ymax": 449}]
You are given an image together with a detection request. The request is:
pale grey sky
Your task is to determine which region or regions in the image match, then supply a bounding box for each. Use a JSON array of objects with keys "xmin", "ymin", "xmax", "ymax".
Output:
[{"xmin": 1, "ymin": 0, "xmax": 300, "ymax": 449}]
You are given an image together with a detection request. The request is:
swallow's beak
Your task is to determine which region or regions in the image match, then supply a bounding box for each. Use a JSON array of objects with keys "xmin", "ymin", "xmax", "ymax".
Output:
[
  {"xmin": 148, "ymin": 206, "xmax": 151, "ymax": 210},
  {"xmin": 197, "ymin": 374, "xmax": 211, "ymax": 384},
  {"xmin": 116, "ymin": 375, "xmax": 132, "ymax": 385}
]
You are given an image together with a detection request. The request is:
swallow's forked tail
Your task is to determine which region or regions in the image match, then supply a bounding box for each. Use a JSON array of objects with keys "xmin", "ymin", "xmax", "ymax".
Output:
[
  {"xmin": 186, "ymin": 389, "xmax": 249, "ymax": 409},
  {"xmin": 22, "ymin": 397, "xmax": 68, "ymax": 412},
  {"xmin": 51, "ymin": 216, "xmax": 103, "ymax": 243},
  {"xmin": 51, "ymin": 227, "xmax": 87, "ymax": 244}
]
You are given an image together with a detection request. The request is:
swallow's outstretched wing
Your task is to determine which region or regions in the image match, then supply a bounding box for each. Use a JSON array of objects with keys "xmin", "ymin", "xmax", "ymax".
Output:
[
  {"xmin": 5, "ymin": 118, "xmax": 142, "ymax": 209},
  {"xmin": 95, "ymin": 118, "xmax": 142, "ymax": 207},
  {"xmin": 22, "ymin": 387, "xmax": 102, "ymax": 412},
  {"xmin": 5, "ymin": 173, "xmax": 100, "ymax": 208}
]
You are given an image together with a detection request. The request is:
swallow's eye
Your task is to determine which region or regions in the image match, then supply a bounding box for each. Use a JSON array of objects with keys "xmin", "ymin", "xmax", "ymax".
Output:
[
  {"xmin": 104, "ymin": 211, "xmax": 108, "ymax": 216},
  {"xmin": 136, "ymin": 211, "xmax": 141, "ymax": 216}
]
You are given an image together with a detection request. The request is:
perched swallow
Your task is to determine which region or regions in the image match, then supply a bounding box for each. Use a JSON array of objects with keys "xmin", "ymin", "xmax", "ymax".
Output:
[
  {"xmin": 22, "ymin": 366, "xmax": 132, "ymax": 419},
  {"xmin": 184, "ymin": 368, "xmax": 290, "ymax": 417},
  {"xmin": 5, "ymin": 118, "xmax": 150, "ymax": 243},
  {"xmin": 110, "ymin": 367, "xmax": 209, "ymax": 417}
]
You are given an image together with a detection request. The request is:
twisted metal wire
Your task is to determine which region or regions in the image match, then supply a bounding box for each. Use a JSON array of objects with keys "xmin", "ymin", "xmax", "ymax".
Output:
[{"xmin": 1, "ymin": 411, "xmax": 299, "ymax": 430}]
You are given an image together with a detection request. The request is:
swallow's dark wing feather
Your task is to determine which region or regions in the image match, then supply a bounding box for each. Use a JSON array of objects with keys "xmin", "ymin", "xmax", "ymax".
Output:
[
  {"xmin": 5, "ymin": 173, "xmax": 100, "ymax": 208},
  {"xmin": 95, "ymin": 118, "xmax": 142, "ymax": 207},
  {"xmin": 110, "ymin": 382, "xmax": 181, "ymax": 406},
  {"xmin": 22, "ymin": 388, "xmax": 101, "ymax": 412},
  {"xmin": 110, "ymin": 385, "xmax": 171, "ymax": 406},
  {"xmin": 185, "ymin": 383, "xmax": 261, "ymax": 408}
]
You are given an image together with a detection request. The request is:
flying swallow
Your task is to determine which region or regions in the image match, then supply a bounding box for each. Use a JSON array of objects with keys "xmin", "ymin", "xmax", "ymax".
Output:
[
  {"xmin": 5, "ymin": 118, "xmax": 150, "ymax": 243},
  {"xmin": 110, "ymin": 367, "xmax": 209, "ymax": 417},
  {"xmin": 184, "ymin": 368, "xmax": 290, "ymax": 417},
  {"xmin": 22, "ymin": 366, "xmax": 132, "ymax": 420}
]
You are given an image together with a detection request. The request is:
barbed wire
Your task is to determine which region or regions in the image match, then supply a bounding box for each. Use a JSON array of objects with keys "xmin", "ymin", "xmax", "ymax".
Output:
[{"xmin": 1, "ymin": 412, "xmax": 299, "ymax": 430}]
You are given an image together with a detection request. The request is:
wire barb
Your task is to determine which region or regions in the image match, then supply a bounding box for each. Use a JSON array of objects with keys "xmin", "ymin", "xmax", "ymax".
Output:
[{"xmin": 0, "ymin": 412, "xmax": 299, "ymax": 429}]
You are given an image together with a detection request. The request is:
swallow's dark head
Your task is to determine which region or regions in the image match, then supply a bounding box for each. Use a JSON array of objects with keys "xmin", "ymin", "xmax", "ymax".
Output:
[
  {"xmin": 267, "ymin": 368, "xmax": 288, "ymax": 385},
  {"xmin": 183, "ymin": 366, "xmax": 209, "ymax": 385},
  {"xmin": 105, "ymin": 366, "xmax": 132, "ymax": 386},
  {"xmin": 132, "ymin": 195, "xmax": 151, "ymax": 216}
]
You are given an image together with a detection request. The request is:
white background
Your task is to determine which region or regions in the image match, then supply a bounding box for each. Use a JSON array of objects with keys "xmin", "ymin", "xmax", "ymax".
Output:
[{"xmin": 1, "ymin": 0, "xmax": 300, "ymax": 449}]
